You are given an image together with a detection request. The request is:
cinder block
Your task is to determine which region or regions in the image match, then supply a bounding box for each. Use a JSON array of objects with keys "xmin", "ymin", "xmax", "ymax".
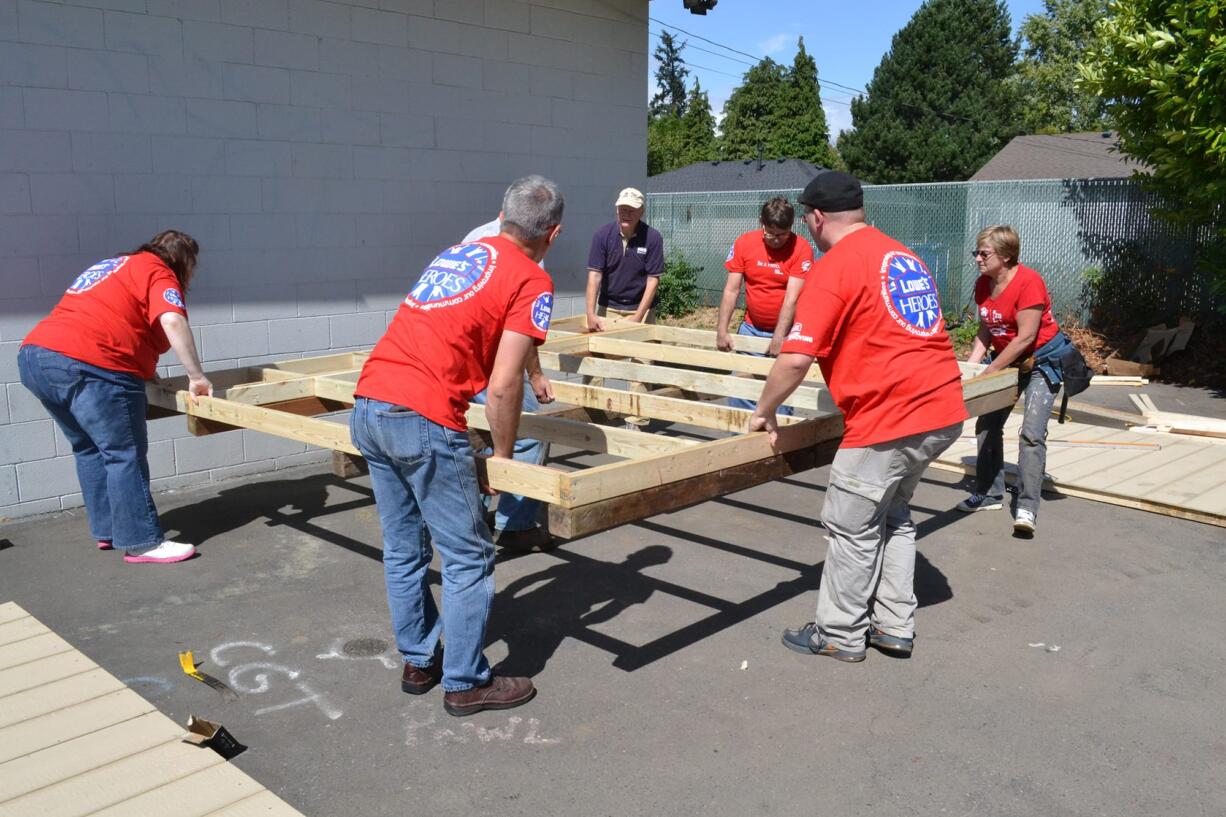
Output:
[
  {"xmin": 377, "ymin": 45, "xmax": 431, "ymax": 79},
  {"xmin": 483, "ymin": 0, "xmax": 530, "ymax": 34},
  {"xmin": 223, "ymin": 63, "xmax": 291, "ymax": 104},
  {"xmin": 459, "ymin": 25, "xmax": 508, "ymax": 61},
  {"xmin": 290, "ymin": 70, "xmax": 350, "ymax": 109},
  {"xmin": 243, "ymin": 429, "xmax": 306, "ymax": 462},
  {"xmin": 149, "ymin": 470, "xmax": 212, "ymax": 492},
  {"xmin": 192, "ymin": 175, "xmax": 261, "ymax": 214},
  {"xmin": 351, "ymin": 6, "xmax": 407, "ymax": 46},
  {"xmin": 201, "ymin": 320, "xmax": 268, "ymax": 360},
  {"xmin": 108, "ymin": 94, "xmax": 187, "ymax": 135},
  {"xmin": 209, "ymin": 461, "xmax": 268, "ymax": 482},
  {"xmin": 291, "ymin": 143, "xmax": 353, "ymax": 179},
  {"xmin": 66, "ymin": 49, "xmax": 150, "ymax": 94},
  {"xmin": 0, "ymin": 42, "xmax": 68, "ymax": 89},
  {"xmin": 274, "ymin": 449, "xmax": 328, "ymax": 469},
  {"xmin": 104, "ymin": 11, "xmax": 183, "ymax": 57},
  {"xmin": 378, "ymin": 112, "xmax": 433, "ymax": 148},
  {"xmin": 329, "ymin": 311, "xmax": 384, "ymax": 347},
  {"xmin": 0, "ymin": 174, "xmax": 31, "ymax": 215},
  {"xmin": 435, "ymin": 0, "xmax": 482, "ymax": 25},
  {"xmin": 259, "ymin": 177, "xmax": 322, "ymax": 213},
  {"xmin": 71, "ymin": 132, "xmax": 152, "ymax": 174},
  {"xmin": 77, "ymin": 212, "xmax": 161, "ymax": 254},
  {"xmin": 111, "ymin": 175, "xmax": 192, "ymax": 219},
  {"xmin": 220, "ymin": 0, "xmax": 289, "ymax": 31},
  {"xmin": 355, "ymin": 213, "xmax": 413, "ymax": 248},
  {"xmin": 18, "ymin": 0, "xmax": 104, "ymax": 48},
  {"xmin": 0, "ymin": 0, "xmax": 17, "ymax": 41},
  {"xmin": 297, "ymin": 280, "xmax": 357, "ymax": 316},
  {"xmin": 30, "ymin": 173, "xmax": 115, "ymax": 215},
  {"xmin": 294, "ymin": 213, "xmax": 355, "ymax": 247},
  {"xmin": 233, "ymin": 286, "xmax": 298, "ymax": 321},
  {"xmin": 183, "ymin": 20, "xmax": 253, "ymax": 63},
  {"xmin": 186, "ymin": 98, "xmax": 257, "ymax": 138},
  {"xmin": 321, "ymin": 109, "xmax": 379, "ymax": 145},
  {"xmin": 351, "ymin": 76, "xmax": 410, "ymax": 113},
  {"xmin": 406, "ymin": 15, "xmax": 459, "ymax": 53},
  {"xmin": 172, "ymin": 428, "xmax": 243, "ymax": 473},
  {"xmin": 148, "ymin": 54, "xmax": 226, "ymax": 99},
  {"xmin": 22, "ymin": 88, "xmax": 109, "ymax": 132},
  {"xmin": 357, "ymin": 282, "xmax": 406, "ymax": 311},
  {"xmin": 226, "ymin": 139, "xmax": 293, "ymax": 177},
  {"xmin": 289, "ymin": 0, "xmax": 351, "ymax": 39},
  {"xmin": 380, "ymin": 0, "xmax": 431, "ymax": 14},
  {"xmin": 0, "ymin": 258, "xmax": 43, "ymax": 300},
  {"xmin": 318, "ymin": 37, "xmax": 379, "ymax": 76},
  {"xmin": 150, "ymin": 136, "xmax": 225, "ymax": 176},
  {"xmin": 320, "ymin": 178, "xmax": 378, "ymax": 213},
  {"xmin": 0, "ymin": 131, "xmax": 72, "ymax": 173},
  {"xmin": 255, "ymin": 29, "xmax": 319, "ymax": 70},
  {"xmin": 39, "ymin": 253, "xmax": 100, "ymax": 298},
  {"xmin": 256, "ymin": 103, "xmax": 321, "ymax": 141},
  {"xmin": 229, "ymin": 213, "xmax": 296, "ymax": 249},
  {"xmin": 0, "ymin": 215, "xmax": 80, "ymax": 257},
  {"xmin": 0, "ymin": 88, "xmax": 21, "ymax": 129},
  {"xmin": 146, "ymin": 0, "xmax": 222, "ymax": 22},
  {"xmin": 0, "ymin": 419, "xmax": 55, "ymax": 466},
  {"xmin": 0, "ymin": 341, "xmax": 19, "ymax": 383},
  {"xmin": 174, "ymin": 285, "xmax": 233, "ymax": 324},
  {"xmin": 0, "ymin": 465, "xmax": 17, "ymax": 506},
  {"xmin": 147, "ymin": 439, "xmax": 176, "ymax": 479},
  {"xmin": 267, "ymin": 316, "xmax": 328, "ymax": 354},
  {"xmin": 15, "ymin": 453, "xmax": 78, "ymax": 501},
  {"xmin": 353, "ymin": 145, "xmax": 412, "ymax": 179},
  {"xmin": 147, "ymin": 414, "xmax": 187, "ymax": 443},
  {"xmin": 0, "ymin": 497, "xmax": 64, "ymax": 519}
]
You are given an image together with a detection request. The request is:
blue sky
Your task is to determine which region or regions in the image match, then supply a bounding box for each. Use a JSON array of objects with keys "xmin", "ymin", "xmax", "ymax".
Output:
[{"xmin": 648, "ymin": 0, "xmax": 1049, "ymax": 135}]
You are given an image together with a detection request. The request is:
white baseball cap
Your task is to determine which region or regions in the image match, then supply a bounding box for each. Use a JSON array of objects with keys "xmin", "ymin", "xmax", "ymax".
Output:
[{"xmin": 614, "ymin": 187, "xmax": 644, "ymax": 208}]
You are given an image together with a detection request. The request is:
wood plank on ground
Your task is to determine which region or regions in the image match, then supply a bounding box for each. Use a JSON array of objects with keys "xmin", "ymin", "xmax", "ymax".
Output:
[
  {"xmin": 0, "ymin": 668, "xmax": 126, "ymax": 730},
  {"xmin": 0, "ymin": 689, "xmax": 154, "ymax": 765},
  {"xmin": 0, "ymin": 604, "xmax": 29, "ymax": 625},
  {"xmin": 0, "ymin": 632, "xmax": 75, "ymax": 672},
  {"xmin": 87, "ymin": 762, "xmax": 268, "ymax": 817},
  {"xmin": 0, "ymin": 650, "xmax": 98, "ymax": 698},
  {"xmin": 0, "ymin": 616, "xmax": 50, "ymax": 648}
]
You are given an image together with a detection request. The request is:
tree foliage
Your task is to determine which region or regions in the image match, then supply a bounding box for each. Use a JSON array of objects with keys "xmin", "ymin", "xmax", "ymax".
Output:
[
  {"xmin": 1013, "ymin": 0, "xmax": 1112, "ymax": 133},
  {"xmin": 648, "ymin": 81, "xmax": 718, "ymax": 176},
  {"xmin": 837, "ymin": 0, "xmax": 1020, "ymax": 183},
  {"xmin": 1079, "ymin": 0, "xmax": 1226, "ymax": 301},
  {"xmin": 719, "ymin": 58, "xmax": 787, "ymax": 160},
  {"xmin": 650, "ymin": 31, "xmax": 689, "ymax": 119}
]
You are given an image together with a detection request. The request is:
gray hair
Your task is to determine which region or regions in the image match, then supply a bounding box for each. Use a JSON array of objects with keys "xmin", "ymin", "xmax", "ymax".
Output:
[{"xmin": 500, "ymin": 175, "xmax": 564, "ymax": 241}]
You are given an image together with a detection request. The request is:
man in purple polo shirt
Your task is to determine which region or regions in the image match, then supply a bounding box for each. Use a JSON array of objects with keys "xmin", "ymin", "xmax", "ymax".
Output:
[
  {"xmin": 584, "ymin": 187, "xmax": 664, "ymax": 332},
  {"xmin": 583, "ymin": 187, "xmax": 665, "ymax": 427}
]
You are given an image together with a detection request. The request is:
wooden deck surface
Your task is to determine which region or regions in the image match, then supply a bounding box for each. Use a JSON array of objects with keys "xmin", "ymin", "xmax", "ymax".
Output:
[
  {"xmin": 933, "ymin": 416, "xmax": 1226, "ymax": 527},
  {"xmin": 0, "ymin": 602, "xmax": 304, "ymax": 817}
]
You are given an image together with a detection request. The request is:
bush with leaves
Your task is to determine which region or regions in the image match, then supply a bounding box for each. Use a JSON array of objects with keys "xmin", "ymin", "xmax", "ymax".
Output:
[{"xmin": 655, "ymin": 253, "xmax": 702, "ymax": 318}]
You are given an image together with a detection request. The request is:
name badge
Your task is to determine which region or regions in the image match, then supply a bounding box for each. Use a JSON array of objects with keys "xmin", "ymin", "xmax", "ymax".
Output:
[{"xmin": 636, "ymin": 246, "xmax": 647, "ymax": 255}]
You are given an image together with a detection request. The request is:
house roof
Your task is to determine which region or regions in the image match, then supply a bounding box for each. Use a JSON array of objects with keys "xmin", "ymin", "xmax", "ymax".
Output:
[
  {"xmin": 645, "ymin": 158, "xmax": 826, "ymax": 193},
  {"xmin": 970, "ymin": 131, "xmax": 1148, "ymax": 181}
]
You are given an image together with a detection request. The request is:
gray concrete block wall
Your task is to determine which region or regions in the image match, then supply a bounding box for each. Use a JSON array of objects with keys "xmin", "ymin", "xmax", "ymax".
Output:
[{"xmin": 0, "ymin": 0, "xmax": 647, "ymax": 522}]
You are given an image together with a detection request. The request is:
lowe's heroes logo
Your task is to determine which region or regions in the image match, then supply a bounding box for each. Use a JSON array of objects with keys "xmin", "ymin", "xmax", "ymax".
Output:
[
  {"xmin": 531, "ymin": 292, "xmax": 552, "ymax": 332},
  {"xmin": 67, "ymin": 256, "xmax": 129, "ymax": 294},
  {"xmin": 406, "ymin": 243, "xmax": 496, "ymax": 310},
  {"xmin": 880, "ymin": 251, "xmax": 941, "ymax": 336}
]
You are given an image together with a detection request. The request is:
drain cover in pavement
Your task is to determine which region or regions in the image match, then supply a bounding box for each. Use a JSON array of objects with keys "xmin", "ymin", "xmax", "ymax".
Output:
[{"xmin": 342, "ymin": 637, "xmax": 389, "ymax": 657}]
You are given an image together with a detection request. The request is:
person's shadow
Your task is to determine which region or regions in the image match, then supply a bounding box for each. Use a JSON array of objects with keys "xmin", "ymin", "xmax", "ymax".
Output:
[{"xmin": 487, "ymin": 545, "xmax": 673, "ymax": 677}]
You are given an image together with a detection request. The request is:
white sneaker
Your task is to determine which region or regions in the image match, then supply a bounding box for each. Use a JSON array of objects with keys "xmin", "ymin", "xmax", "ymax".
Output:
[
  {"xmin": 124, "ymin": 540, "xmax": 196, "ymax": 564},
  {"xmin": 1013, "ymin": 509, "xmax": 1036, "ymax": 535}
]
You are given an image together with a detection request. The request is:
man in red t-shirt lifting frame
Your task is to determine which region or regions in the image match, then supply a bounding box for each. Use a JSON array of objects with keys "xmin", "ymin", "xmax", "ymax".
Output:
[
  {"xmin": 351, "ymin": 176, "xmax": 561, "ymax": 715},
  {"xmin": 749, "ymin": 172, "xmax": 969, "ymax": 663}
]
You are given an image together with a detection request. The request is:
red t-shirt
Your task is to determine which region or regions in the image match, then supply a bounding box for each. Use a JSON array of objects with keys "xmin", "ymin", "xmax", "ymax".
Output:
[
  {"xmin": 974, "ymin": 264, "xmax": 1060, "ymax": 356},
  {"xmin": 724, "ymin": 230, "xmax": 813, "ymax": 332},
  {"xmin": 355, "ymin": 235, "xmax": 554, "ymax": 431},
  {"xmin": 23, "ymin": 252, "xmax": 187, "ymax": 379},
  {"xmin": 781, "ymin": 226, "xmax": 968, "ymax": 448}
]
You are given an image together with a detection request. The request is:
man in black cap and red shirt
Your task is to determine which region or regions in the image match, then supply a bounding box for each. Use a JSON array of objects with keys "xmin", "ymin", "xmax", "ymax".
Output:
[{"xmin": 749, "ymin": 172, "xmax": 969, "ymax": 663}]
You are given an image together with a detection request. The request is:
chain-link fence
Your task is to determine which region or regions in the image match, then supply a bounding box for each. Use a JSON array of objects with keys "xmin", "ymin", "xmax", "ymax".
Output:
[{"xmin": 647, "ymin": 178, "xmax": 1220, "ymax": 326}]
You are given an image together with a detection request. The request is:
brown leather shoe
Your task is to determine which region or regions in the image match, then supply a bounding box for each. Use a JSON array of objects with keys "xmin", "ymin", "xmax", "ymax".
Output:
[
  {"xmin": 443, "ymin": 675, "xmax": 536, "ymax": 717},
  {"xmin": 401, "ymin": 659, "xmax": 442, "ymax": 695}
]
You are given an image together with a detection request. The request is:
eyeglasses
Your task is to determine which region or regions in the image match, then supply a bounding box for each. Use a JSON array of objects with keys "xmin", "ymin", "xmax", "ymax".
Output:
[{"xmin": 971, "ymin": 250, "xmax": 994, "ymax": 260}]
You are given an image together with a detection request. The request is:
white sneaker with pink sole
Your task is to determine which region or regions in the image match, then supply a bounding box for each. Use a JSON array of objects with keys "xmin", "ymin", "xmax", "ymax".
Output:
[{"xmin": 123, "ymin": 540, "xmax": 196, "ymax": 564}]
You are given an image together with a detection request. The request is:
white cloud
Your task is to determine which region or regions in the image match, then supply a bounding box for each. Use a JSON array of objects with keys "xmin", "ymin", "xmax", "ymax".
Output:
[
  {"xmin": 758, "ymin": 33, "xmax": 791, "ymax": 56},
  {"xmin": 824, "ymin": 102, "xmax": 854, "ymax": 140}
]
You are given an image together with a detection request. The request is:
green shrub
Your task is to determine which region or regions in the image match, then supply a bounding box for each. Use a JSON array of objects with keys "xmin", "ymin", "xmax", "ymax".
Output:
[
  {"xmin": 944, "ymin": 310, "xmax": 980, "ymax": 353},
  {"xmin": 656, "ymin": 252, "xmax": 702, "ymax": 318}
]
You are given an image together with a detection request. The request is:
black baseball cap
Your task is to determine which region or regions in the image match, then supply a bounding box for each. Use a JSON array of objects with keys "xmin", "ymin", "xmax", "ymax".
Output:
[{"xmin": 798, "ymin": 171, "xmax": 864, "ymax": 212}]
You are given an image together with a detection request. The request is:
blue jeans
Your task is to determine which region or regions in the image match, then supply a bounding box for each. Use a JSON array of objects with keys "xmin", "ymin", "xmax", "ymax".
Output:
[
  {"xmin": 17, "ymin": 345, "xmax": 163, "ymax": 551},
  {"xmin": 727, "ymin": 321, "xmax": 795, "ymax": 416},
  {"xmin": 349, "ymin": 397, "xmax": 495, "ymax": 692},
  {"xmin": 974, "ymin": 370, "xmax": 1059, "ymax": 517},
  {"xmin": 471, "ymin": 377, "xmax": 545, "ymax": 532}
]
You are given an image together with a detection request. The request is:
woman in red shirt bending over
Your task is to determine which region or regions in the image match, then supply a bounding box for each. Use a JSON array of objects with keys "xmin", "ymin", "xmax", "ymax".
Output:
[
  {"xmin": 19, "ymin": 230, "xmax": 212, "ymax": 564},
  {"xmin": 958, "ymin": 225, "xmax": 1073, "ymax": 536}
]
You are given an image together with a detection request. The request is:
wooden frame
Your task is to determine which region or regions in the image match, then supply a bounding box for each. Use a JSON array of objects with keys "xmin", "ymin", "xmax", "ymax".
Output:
[{"xmin": 147, "ymin": 324, "xmax": 1018, "ymax": 539}]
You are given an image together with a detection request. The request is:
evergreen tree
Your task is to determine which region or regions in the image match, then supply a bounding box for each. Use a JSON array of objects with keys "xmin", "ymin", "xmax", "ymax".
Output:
[
  {"xmin": 837, "ymin": 0, "xmax": 1020, "ymax": 183},
  {"xmin": 773, "ymin": 37, "xmax": 841, "ymax": 168},
  {"xmin": 647, "ymin": 114, "xmax": 685, "ymax": 176},
  {"xmin": 718, "ymin": 58, "xmax": 787, "ymax": 160},
  {"xmin": 650, "ymin": 31, "xmax": 689, "ymax": 119},
  {"xmin": 1014, "ymin": 0, "xmax": 1111, "ymax": 133},
  {"xmin": 677, "ymin": 80, "xmax": 717, "ymax": 167}
]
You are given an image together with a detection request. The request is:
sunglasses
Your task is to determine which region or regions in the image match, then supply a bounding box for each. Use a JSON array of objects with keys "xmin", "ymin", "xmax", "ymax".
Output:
[{"xmin": 971, "ymin": 250, "xmax": 994, "ymax": 259}]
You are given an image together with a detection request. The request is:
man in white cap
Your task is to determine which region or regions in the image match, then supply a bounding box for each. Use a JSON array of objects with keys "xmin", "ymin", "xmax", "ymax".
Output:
[{"xmin": 583, "ymin": 187, "xmax": 665, "ymax": 427}]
